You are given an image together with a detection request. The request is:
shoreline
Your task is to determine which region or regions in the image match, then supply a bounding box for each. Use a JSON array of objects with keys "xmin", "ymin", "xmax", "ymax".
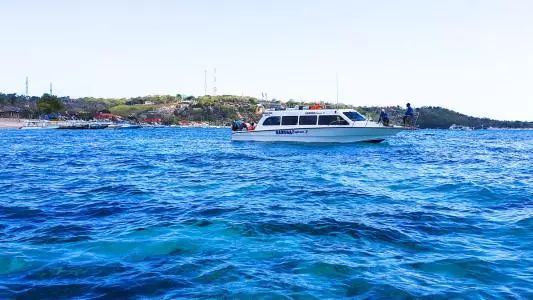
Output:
[
  {"xmin": 2, "ymin": 118, "xmax": 530, "ymax": 130},
  {"xmin": 0, "ymin": 118, "xmax": 25, "ymax": 129},
  {"xmin": 0, "ymin": 118, "xmax": 227, "ymax": 129}
]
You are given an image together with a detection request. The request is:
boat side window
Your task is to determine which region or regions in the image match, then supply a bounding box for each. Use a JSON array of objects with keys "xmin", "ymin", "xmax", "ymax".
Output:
[
  {"xmin": 343, "ymin": 111, "xmax": 366, "ymax": 121},
  {"xmin": 318, "ymin": 115, "xmax": 349, "ymax": 126},
  {"xmin": 299, "ymin": 115, "xmax": 317, "ymax": 125},
  {"xmin": 262, "ymin": 116, "xmax": 281, "ymax": 126},
  {"xmin": 282, "ymin": 116, "xmax": 298, "ymax": 126}
]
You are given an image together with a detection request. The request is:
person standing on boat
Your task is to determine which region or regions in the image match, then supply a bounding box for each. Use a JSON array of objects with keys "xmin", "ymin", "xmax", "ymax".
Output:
[
  {"xmin": 378, "ymin": 109, "xmax": 390, "ymax": 126},
  {"xmin": 403, "ymin": 103, "xmax": 414, "ymax": 126}
]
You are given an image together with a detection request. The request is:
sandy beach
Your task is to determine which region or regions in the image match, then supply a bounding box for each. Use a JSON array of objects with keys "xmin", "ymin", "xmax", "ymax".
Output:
[{"xmin": 0, "ymin": 118, "xmax": 25, "ymax": 129}]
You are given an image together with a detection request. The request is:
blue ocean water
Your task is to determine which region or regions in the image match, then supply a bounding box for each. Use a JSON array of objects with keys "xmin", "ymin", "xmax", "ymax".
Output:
[{"xmin": 0, "ymin": 128, "xmax": 531, "ymax": 299}]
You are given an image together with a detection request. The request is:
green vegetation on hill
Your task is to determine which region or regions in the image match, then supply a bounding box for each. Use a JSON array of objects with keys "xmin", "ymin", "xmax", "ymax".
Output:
[
  {"xmin": 36, "ymin": 93, "xmax": 64, "ymax": 114},
  {"xmin": 109, "ymin": 104, "xmax": 156, "ymax": 116},
  {"xmin": 180, "ymin": 95, "xmax": 258, "ymax": 123},
  {"xmin": 1, "ymin": 92, "xmax": 531, "ymax": 129},
  {"xmin": 416, "ymin": 106, "xmax": 531, "ymax": 129}
]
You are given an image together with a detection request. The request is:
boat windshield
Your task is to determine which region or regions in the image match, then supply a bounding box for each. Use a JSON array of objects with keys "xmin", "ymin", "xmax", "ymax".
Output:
[{"xmin": 343, "ymin": 111, "xmax": 366, "ymax": 121}]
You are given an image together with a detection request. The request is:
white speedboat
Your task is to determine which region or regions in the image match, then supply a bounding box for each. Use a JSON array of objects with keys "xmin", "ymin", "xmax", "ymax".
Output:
[
  {"xmin": 107, "ymin": 123, "xmax": 142, "ymax": 129},
  {"xmin": 58, "ymin": 120, "xmax": 89, "ymax": 129},
  {"xmin": 19, "ymin": 120, "xmax": 59, "ymax": 130},
  {"xmin": 231, "ymin": 108, "xmax": 410, "ymax": 143},
  {"xmin": 449, "ymin": 124, "xmax": 472, "ymax": 131}
]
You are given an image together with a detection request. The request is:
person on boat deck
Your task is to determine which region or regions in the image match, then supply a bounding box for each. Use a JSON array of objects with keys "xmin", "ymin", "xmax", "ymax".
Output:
[
  {"xmin": 378, "ymin": 109, "xmax": 390, "ymax": 126},
  {"xmin": 403, "ymin": 103, "xmax": 414, "ymax": 126}
]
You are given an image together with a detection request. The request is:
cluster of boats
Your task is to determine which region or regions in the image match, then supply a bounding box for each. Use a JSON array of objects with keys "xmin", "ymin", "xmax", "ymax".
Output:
[
  {"xmin": 19, "ymin": 120, "xmax": 142, "ymax": 130},
  {"xmin": 19, "ymin": 120, "xmax": 221, "ymax": 130}
]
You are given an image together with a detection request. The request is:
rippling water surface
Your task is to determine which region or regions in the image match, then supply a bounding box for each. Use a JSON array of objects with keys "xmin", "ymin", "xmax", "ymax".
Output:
[{"xmin": 0, "ymin": 128, "xmax": 531, "ymax": 299}]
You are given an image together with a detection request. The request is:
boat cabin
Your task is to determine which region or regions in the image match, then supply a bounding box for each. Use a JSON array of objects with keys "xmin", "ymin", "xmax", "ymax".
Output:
[{"xmin": 253, "ymin": 108, "xmax": 370, "ymax": 130}]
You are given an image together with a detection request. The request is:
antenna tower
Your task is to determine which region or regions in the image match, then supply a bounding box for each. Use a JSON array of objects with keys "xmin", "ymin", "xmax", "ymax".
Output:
[
  {"xmin": 25, "ymin": 76, "xmax": 29, "ymax": 97},
  {"xmin": 50, "ymin": 82, "xmax": 53, "ymax": 95},
  {"xmin": 213, "ymin": 68, "xmax": 217, "ymax": 96},
  {"xmin": 336, "ymin": 72, "xmax": 339, "ymax": 109}
]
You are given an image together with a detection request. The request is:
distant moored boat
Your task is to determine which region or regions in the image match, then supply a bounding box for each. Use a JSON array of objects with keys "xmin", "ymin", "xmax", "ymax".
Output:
[
  {"xmin": 449, "ymin": 124, "xmax": 473, "ymax": 131},
  {"xmin": 19, "ymin": 120, "xmax": 59, "ymax": 130}
]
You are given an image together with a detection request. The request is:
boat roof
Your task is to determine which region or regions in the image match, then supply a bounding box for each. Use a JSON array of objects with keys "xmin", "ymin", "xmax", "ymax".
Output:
[{"xmin": 261, "ymin": 108, "xmax": 360, "ymax": 116}]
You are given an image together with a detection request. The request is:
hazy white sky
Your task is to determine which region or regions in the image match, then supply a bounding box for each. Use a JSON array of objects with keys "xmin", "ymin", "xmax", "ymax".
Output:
[{"xmin": 1, "ymin": 0, "xmax": 532, "ymax": 120}]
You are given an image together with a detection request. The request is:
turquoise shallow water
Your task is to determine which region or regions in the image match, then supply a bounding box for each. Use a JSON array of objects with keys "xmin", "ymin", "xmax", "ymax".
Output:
[{"xmin": 0, "ymin": 128, "xmax": 531, "ymax": 299}]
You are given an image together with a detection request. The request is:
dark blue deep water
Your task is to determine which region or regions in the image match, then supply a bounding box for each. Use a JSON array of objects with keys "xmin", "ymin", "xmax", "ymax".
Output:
[{"xmin": 0, "ymin": 128, "xmax": 531, "ymax": 299}]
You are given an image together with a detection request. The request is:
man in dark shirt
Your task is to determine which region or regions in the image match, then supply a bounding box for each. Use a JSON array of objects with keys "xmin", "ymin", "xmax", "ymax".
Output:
[
  {"xmin": 378, "ymin": 109, "xmax": 390, "ymax": 126},
  {"xmin": 403, "ymin": 103, "xmax": 414, "ymax": 126}
]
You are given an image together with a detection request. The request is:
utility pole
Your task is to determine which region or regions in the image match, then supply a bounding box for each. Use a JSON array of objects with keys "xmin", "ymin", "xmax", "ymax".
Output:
[{"xmin": 213, "ymin": 68, "xmax": 217, "ymax": 96}]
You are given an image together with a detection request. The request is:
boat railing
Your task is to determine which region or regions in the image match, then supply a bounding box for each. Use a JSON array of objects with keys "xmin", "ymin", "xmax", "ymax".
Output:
[
  {"xmin": 413, "ymin": 112, "xmax": 420, "ymax": 128},
  {"xmin": 399, "ymin": 112, "xmax": 419, "ymax": 129}
]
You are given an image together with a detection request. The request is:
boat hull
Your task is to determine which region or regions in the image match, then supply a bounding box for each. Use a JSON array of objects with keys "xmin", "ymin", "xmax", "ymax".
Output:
[
  {"xmin": 116, "ymin": 124, "xmax": 141, "ymax": 129},
  {"xmin": 231, "ymin": 127, "xmax": 407, "ymax": 143},
  {"xmin": 20, "ymin": 126, "xmax": 59, "ymax": 130}
]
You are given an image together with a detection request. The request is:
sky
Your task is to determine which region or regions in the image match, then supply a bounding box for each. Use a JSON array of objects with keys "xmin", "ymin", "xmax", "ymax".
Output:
[{"xmin": 1, "ymin": 0, "xmax": 532, "ymax": 121}]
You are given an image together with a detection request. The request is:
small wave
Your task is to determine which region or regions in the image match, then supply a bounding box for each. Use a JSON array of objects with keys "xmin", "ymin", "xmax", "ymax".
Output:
[
  {"xmin": 0, "ymin": 205, "xmax": 46, "ymax": 220},
  {"xmin": 86, "ymin": 184, "xmax": 148, "ymax": 195},
  {"xmin": 24, "ymin": 263, "xmax": 129, "ymax": 280},
  {"xmin": 27, "ymin": 224, "xmax": 92, "ymax": 244},
  {"xmin": 76, "ymin": 201, "xmax": 126, "ymax": 218},
  {"xmin": 3, "ymin": 283, "xmax": 91, "ymax": 300},
  {"xmin": 407, "ymin": 257, "xmax": 506, "ymax": 283}
]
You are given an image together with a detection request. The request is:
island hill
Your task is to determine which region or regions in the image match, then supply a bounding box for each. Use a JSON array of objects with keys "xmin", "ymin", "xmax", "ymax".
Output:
[{"xmin": 0, "ymin": 92, "xmax": 531, "ymax": 129}]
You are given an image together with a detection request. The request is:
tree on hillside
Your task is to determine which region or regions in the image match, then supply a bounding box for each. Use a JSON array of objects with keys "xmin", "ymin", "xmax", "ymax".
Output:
[{"xmin": 37, "ymin": 93, "xmax": 64, "ymax": 114}]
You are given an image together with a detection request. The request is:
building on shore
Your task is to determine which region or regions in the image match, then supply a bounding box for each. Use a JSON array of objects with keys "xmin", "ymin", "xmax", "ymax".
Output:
[{"xmin": 0, "ymin": 106, "xmax": 23, "ymax": 119}]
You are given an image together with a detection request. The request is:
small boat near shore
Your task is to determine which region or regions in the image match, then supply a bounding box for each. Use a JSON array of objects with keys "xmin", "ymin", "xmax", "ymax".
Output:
[
  {"xmin": 449, "ymin": 124, "xmax": 473, "ymax": 131},
  {"xmin": 106, "ymin": 123, "xmax": 141, "ymax": 129},
  {"xmin": 232, "ymin": 107, "xmax": 412, "ymax": 143},
  {"xmin": 57, "ymin": 120, "xmax": 117, "ymax": 129},
  {"xmin": 141, "ymin": 123, "xmax": 165, "ymax": 128},
  {"xmin": 58, "ymin": 121, "xmax": 106, "ymax": 129},
  {"xmin": 19, "ymin": 120, "xmax": 59, "ymax": 130},
  {"xmin": 18, "ymin": 119, "xmax": 143, "ymax": 130}
]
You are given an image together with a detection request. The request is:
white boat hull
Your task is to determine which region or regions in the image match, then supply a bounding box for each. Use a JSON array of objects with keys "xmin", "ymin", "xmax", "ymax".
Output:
[
  {"xmin": 20, "ymin": 126, "xmax": 59, "ymax": 130},
  {"xmin": 231, "ymin": 127, "xmax": 407, "ymax": 143}
]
